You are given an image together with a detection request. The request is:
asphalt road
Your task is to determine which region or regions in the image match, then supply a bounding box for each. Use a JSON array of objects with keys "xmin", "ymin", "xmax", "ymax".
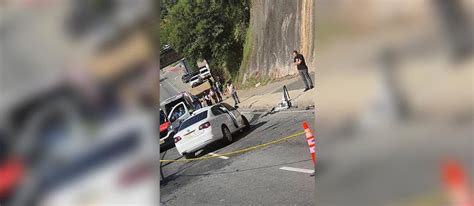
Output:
[
  {"xmin": 160, "ymin": 110, "xmax": 317, "ymax": 205},
  {"xmin": 159, "ymin": 62, "xmax": 317, "ymax": 205},
  {"xmin": 160, "ymin": 65, "xmax": 192, "ymax": 101}
]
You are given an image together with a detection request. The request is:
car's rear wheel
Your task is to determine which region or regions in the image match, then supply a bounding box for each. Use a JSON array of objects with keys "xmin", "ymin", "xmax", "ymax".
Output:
[
  {"xmin": 241, "ymin": 115, "xmax": 250, "ymax": 130},
  {"xmin": 222, "ymin": 125, "xmax": 233, "ymax": 143},
  {"xmin": 183, "ymin": 152, "xmax": 195, "ymax": 159}
]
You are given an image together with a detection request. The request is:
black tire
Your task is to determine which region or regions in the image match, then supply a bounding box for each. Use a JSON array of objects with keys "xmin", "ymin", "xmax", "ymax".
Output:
[
  {"xmin": 222, "ymin": 125, "xmax": 233, "ymax": 143},
  {"xmin": 241, "ymin": 115, "xmax": 250, "ymax": 130},
  {"xmin": 183, "ymin": 152, "xmax": 195, "ymax": 159}
]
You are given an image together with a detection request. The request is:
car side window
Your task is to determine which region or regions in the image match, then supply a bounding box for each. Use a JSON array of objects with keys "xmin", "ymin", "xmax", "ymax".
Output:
[
  {"xmin": 170, "ymin": 105, "xmax": 186, "ymax": 122},
  {"xmin": 221, "ymin": 103, "xmax": 236, "ymax": 111},
  {"xmin": 211, "ymin": 106, "xmax": 225, "ymax": 116}
]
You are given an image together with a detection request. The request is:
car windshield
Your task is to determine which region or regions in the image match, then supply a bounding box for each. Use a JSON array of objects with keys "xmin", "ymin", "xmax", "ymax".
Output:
[
  {"xmin": 178, "ymin": 111, "xmax": 208, "ymax": 131},
  {"xmin": 191, "ymin": 76, "xmax": 199, "ymax": 80},
  {"xmin": 162, "ymin": 97, "xmax": 187, "ymax": 116}
]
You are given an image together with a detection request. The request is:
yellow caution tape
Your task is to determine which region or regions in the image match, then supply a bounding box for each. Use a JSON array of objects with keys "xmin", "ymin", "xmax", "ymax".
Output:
[{"xmin": 160, "ymin": 130, "xmax": 307, "ymax": 163}]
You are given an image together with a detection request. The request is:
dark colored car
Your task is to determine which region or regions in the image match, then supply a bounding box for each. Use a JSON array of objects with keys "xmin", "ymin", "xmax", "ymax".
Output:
[{"xmin": 181, "ymin": 73, "xmax": 191, "ymax": 83}]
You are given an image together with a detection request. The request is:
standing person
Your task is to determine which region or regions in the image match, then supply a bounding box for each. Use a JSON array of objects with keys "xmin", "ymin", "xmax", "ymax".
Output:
[
  {"xmin": 292, "ymin": 50, "xmax": 313, "ymax": 92},
  {"xmin": 204, "ymin": 92, "xmax": 213, "ymax": 106},
  {"xmin": 209, "ymin": 89, "xmax": 218, "ymax": 103},
  {"xmin": 192, "ymin": 95, "xmax": 202, "ymax": 109},
  {"xmin": 208, "ymin": 78, "xmax": 214, "ymax": 89},
  {"xmin": 227, "ymin": 82, "xmax": 240, "ymax": 106},
  {"xmin": 213, "ymin": 85, "xmax": 222, "ymax": 102},
  {"xmin": 215, "ymin": 77, "xmax": 223, "ymax": 95},
  {"xmin": 200, "ymin": 97, "xmax": 206, "ymax": 108}
]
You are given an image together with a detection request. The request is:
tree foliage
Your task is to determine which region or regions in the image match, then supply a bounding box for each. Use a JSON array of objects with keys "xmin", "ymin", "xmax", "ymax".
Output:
[{"xmin": 159, "ymin": 0, "xmax": 250, "ymax": 79}]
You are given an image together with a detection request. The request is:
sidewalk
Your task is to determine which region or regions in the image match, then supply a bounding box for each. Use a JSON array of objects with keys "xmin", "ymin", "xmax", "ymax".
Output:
[{"xmin": 222, "ymin": 73, "xmax": 315, "ymax": 111}]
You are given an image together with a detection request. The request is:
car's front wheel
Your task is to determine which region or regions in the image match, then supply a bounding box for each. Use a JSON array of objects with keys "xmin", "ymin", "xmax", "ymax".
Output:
[{"xmin": 222, "ymin": 125, "xmax": 233, "ymax": 143}]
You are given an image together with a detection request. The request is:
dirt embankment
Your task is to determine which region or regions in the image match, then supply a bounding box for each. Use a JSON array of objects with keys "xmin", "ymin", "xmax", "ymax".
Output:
[{"xmin": 244, "ymin": 0, "xmax": 316, "ymax": 82}]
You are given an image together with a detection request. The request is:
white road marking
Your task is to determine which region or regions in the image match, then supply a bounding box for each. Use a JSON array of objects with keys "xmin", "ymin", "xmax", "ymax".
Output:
[
  {"xmin": 208, "ymin": 152, "xmax": 229, "ymax": 159},
  {"xmin": 279, "ymin": 166, "xmax": 314, "ymax": 174}
]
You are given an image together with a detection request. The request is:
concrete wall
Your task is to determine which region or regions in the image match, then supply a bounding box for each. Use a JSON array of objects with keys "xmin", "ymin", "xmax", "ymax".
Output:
[{"xmin": 245, "ymin": 0, "xmax": 316, "ymax": 81}]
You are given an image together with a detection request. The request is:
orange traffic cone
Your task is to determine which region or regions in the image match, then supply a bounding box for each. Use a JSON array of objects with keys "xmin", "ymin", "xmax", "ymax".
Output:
[
  {"xmin": 302, "ymin": 121, "xmax": 316, "ymax": 166},
  {"xmin": 441, "ymin": 159, "xmax": 473, "ymax": 206}
]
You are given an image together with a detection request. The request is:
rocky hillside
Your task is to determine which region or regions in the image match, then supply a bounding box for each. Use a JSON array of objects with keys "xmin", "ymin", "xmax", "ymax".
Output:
[{"xmin": 243, "ymin": 0, "xmax": 316, "ymax": 83}]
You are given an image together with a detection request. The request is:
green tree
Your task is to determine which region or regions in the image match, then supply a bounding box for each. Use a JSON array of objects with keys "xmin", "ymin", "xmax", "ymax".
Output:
[{"xmin": 159, "ymin": 0, "xmax": 250, "ymax": 80}]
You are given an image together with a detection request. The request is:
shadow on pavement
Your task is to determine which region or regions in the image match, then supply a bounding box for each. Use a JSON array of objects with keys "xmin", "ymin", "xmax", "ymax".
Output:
[
  {"xmin": 160, "ymin": 121, "xmax": 268, "ymax": 185},
  {"xmin": 196, "ymin": 121, "xmax": 268, "ymax": 157},
  {"xmin": 249, "ymin": 113, "xmax": 262, "ymax": 123},
  {"xmin": 160, "ymin": 152, "xmax": 183, "ymax": 167},
  {"xmin": 160, "ymin": 161, "xmax": 200, "ymax": 186}
]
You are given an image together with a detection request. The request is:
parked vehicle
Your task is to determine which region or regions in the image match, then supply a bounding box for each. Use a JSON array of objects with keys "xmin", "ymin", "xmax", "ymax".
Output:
[
  {"xmin": 173, "ymin": 103, "xmax": 250, "ymax": 159},
  {"xmin": 199, "ymin": 66, "xmax": 211, "ymax": 79},
  {"xmin": 159, "ymin": 109, "xmax": 175, "ymax": 152},
  {"xmin": 160, "ymin": 92, "xmax": 197, "ymax": 132},
  {"xmin": 189, "ymin": 75, "xmax": 203, "ymax": 88},
  {"xmin": 190, "ymin": 79, "xmax": 212, "ymax": 97},
  {"xmin": 181, "ymin": 73, "xmax": 191, "ymax": 83},
  {"xmin": 167, "ymin": 102, "xmax": 191, "ymax": 133}
]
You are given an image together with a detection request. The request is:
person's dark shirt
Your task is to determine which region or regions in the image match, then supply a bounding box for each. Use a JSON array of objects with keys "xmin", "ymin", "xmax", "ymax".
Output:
[{"xmin": 294, "ymin": 53, "xmax": 308, "ymax": 70}]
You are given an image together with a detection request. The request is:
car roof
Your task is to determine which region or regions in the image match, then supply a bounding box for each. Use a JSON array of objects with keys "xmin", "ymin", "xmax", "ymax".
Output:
[
  {"xmin": 161, "ymin": 92, "xmax": 190, "ymax": 105},
  {"xmin": 192, "ymin": 104, "xmax": 228, "ymax": 115},
  {"xmin": 193, "ymin": 106, "xmax": 211, "ymax": 114}
]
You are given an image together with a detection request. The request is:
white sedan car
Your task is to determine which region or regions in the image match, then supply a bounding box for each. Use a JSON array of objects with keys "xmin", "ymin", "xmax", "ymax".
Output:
[
  {"xmin": 199, "ymin": 67, "xmax": 211, "ymax": 79},
  {"xmin": 189, "ymin": 75, "xmax": 203, "ymax": 88},
  {"xmin": 173, "ymin": 103, "xmax": 250, "ymax": 159}
]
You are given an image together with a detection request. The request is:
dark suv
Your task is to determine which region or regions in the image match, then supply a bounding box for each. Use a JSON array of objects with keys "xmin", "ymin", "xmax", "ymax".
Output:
[{"xmin": 181, "ymin": 73, "xmax": 191, "ymax": 83}]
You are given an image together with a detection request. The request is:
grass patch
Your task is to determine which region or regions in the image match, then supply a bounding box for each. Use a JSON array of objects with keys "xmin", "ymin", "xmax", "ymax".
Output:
[{"xmin": 236, "ymin": 25, "xmax": 253, "ymax": 86}]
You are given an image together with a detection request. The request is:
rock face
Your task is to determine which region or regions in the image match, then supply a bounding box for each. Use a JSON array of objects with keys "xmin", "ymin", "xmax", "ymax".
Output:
[{"xmin": 245, "ymin": 0, "xmax": 316, "ymax": 81}]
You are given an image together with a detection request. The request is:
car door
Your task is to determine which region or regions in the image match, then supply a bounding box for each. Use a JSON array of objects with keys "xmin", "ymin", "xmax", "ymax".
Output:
[
  {"xmin": 218, "ymin": 104, "xmax": 241, "ymax": 132},
  {"xmin": 210, "ymin": 106, "xmax": 233, "ymax": 135},
  {"xmin": 167, "ymin": 102, "xmax": 190, "ymax": 131}
]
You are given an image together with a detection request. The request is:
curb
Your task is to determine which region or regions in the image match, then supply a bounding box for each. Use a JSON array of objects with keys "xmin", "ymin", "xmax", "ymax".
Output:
[{"xmin": 237, "ymin": 102, "xmax": 315, "ymax": 113}]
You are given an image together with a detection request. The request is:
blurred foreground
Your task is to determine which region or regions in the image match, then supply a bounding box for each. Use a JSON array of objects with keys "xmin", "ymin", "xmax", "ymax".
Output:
[
  {"xmin": 1, "ymin": 1, "xmax": 159, "ymax": 205},
  {"xmin": 316, "ymin": 0, "xmax": 473, "ymax": 205}
]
